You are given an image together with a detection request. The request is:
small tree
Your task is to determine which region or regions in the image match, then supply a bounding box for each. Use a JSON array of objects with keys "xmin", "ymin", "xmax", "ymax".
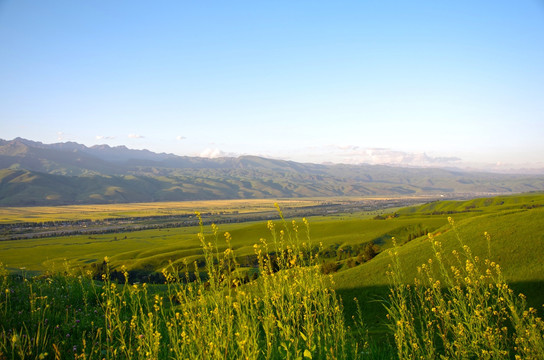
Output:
[{"xmin": 358, "ymin": 242, "xmax": 379, "ymax": 262}]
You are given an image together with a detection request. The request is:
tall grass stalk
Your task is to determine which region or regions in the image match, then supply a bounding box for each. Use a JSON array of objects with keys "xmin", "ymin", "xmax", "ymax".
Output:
[
  {"xmin": 386, "ymin": 217, "xmax": 544, "ymax": 359},
  {"xmin": 0, "ymin": 214, "xmax": 362, "ymax": 359}
]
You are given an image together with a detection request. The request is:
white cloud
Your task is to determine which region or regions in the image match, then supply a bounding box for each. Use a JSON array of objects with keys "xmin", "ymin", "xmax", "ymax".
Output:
[
  {"xmin": 128, "ymin": 133, "xmax": 144, "ymax": 139},
  {"xmin": 55, "ymin": 131, "xmax": 76, "ymax": 142},
  {"xmin": 96, "ymin": 135, "xmax": 115, "ymax": 140},
  {"xmin": 199, "ymin": 148, "xmax": 237, "ymax": 158},
  {"xmin": 176, "ymin": 136, "xmax": 186, "ymax": 140},
  {"xmin": 301, "ymin": 145, "xmax": 462, "ymax": 167}
]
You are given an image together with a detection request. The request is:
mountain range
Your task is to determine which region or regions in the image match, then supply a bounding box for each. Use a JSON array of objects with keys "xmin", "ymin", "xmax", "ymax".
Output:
[{"xmin": 1, "ymin": 138, "xmax": 543, "ymax": 206}]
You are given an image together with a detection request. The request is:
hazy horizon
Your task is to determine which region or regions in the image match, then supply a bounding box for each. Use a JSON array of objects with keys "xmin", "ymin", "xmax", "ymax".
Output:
[
  {"xmin": 1, "ymin": 1, "xmax": 543, "ymax": 171},
  {"xmin": 4, "ymin": 136, "xmax": 544, "ymax": 175}
]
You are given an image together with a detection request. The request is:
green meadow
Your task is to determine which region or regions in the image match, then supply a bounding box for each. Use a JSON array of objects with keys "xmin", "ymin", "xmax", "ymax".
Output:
[
  {"xmin": 334, "ymin": 193, "xmax": 544, "ymax": 335},
  {"xmin": 0, "ymin": 209, "xmax": 444, "ymax": 273},
  {"xmin": 1, "ymin": 192, "xmax": 544, "ymax": 358}
]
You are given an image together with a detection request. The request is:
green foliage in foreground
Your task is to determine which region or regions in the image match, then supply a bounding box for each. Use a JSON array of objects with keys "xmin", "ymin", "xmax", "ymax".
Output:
[
  {"xmin": 387, "ymin": 218, "xmax": 544, "ymax": 359},
  {"xmin": 0, "ymin": 214, "xmax": 368, "ymax": 359},
  {"xmin": 2, "ymin": 208, "xmax": 544, "ymax": 359}
]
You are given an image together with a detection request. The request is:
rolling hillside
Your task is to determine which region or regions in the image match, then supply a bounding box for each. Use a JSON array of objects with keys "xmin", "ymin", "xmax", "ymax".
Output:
[
  {"xmin": 333, "ymin": 193, "xmax": 544, "ymax": 328},
  {"xmin": 2, "ymin": 192, "xmax": 543, "ymax": 336}
]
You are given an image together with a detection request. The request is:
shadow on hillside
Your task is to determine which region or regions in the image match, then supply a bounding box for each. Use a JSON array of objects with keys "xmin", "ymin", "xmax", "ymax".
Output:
[
  {"xmin": 335, "ymin": 280, "xmax": 544, "ymax": 340},
  {"xmin": 335, "ymin": 285, "xmax": 391, "ymax": 339},
  {"xmin": 509, "ymin": 280, "xmax": 544, "ymax": 310}
]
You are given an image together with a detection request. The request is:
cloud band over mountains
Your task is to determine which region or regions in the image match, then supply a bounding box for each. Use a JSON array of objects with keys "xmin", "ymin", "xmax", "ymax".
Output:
[{"xmin": 320, "ymin": 146, "xmax": 462, "ymax": 167}]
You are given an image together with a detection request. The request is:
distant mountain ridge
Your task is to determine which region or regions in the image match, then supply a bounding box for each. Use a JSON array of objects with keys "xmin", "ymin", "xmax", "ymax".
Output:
[
  {"xmin": 1, "ymin": 137, "xmax": 178, "ymax": 166},
  {"xmin": 1, "ymin": 138, "xmax": 544, "ymax": 206}
]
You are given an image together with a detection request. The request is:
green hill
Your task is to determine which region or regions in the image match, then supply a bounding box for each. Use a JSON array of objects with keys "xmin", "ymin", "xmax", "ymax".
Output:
[
  {"xmin": 397, "ymin": 192, "xmax": 544, "ymax": 215},
  {"xmin": 1, "ymin": 192, "xmax": 543, "ymax": 346},
  {"xmin": 333, "ymin": 193, "xmax": 544, "ymax": 331}
]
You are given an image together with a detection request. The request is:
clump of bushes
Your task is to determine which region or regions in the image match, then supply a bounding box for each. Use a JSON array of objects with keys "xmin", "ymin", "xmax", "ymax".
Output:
[
  {"xmin": 357, "ymin": 242, "xmax": 379, "ymax": 263},
  {"xmin": 321, "ymin": 261, "xmax": 340, "ymax": 274}
]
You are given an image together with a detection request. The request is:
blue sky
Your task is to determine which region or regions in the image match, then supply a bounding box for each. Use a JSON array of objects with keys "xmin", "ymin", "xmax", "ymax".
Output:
[{"xmin": 1, "ymin": 1, "xmax": 543, "ymax": 170}]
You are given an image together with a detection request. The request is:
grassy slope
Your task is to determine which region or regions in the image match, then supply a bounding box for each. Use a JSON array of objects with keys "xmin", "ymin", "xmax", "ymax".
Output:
[
  {"xmin": 2, "ymin": 193, "xmax": 543, "ymax": 336},
  {"xmin": 333, "ymin": 194, "xmax": 544, "ymax": 332},
  {"xmin": 397, "ymin": 191, "xmax": 544, "ymax": 215},
  {"xmin": 3, "ymin": 193, "xmax": 542, "ymax": 274},
  {"xmin": 0, "ymin": 214, "xmax": 445, "ymax": 272}
]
